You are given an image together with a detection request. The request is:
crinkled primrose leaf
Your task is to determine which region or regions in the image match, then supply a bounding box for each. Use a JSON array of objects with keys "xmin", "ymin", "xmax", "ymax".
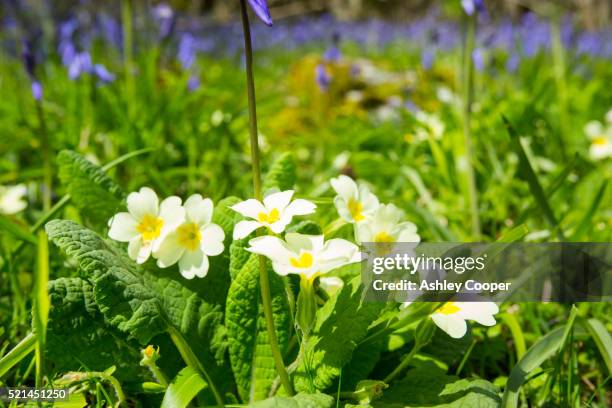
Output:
[
  {"xmin": 57, "ymin": 150, "xmax": 124, "ymax": 226},
  {"xmin": 46, "ymin": 277, "xmax": 145, "ymax": 381},
  {"xmin": 263, "ymin": 152, "xmax": 297, "ymax": 192},
  {"xmin": 225, "ymin": 253, "xmax": 291, "ymax": 402},
  {"xmin": 250, "ymin": 392, "xmax": 335, "ymax": 408}
]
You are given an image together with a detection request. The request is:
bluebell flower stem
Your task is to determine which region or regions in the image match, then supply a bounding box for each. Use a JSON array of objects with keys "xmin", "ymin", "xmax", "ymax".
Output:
[
  {"xmin": 239, "ymin": 0, "xmax": 295, "ymax": 397},
  {"xmin": 121, "ymin": 0, "xmax": 135, "ymax": 114},
  {"xmin": 461, "ymin": 15, "xmax": 481, "ymax": 238},
  {"xmin": 550, "ymin": 16, "xmax": 569, "ymax": 159}
]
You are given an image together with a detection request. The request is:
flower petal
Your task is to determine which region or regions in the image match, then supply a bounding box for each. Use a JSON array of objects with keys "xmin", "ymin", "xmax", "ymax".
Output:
[
  {"xmin": 330, "ymin": 175, "xmax": 358, "ymax": 201},
  {"xmin": 127, "ymin": 187, "xmax": 159, "ymax": 219},
  {"xmin": 233, "ymin": 220, "xmax": 262, "ymax": 240},
  {"xmin": 179, "ymin": 249, "xmax": 209, "ymax": 279},
  {"xmin": 247, "ymin": 0, "xmax": 273, "ymax": 26},
  {"xmin": 246, "ymin": 236, "xmax": 294, "ymax": 265},
  {"xmin": 184, "ymin": 194, "xmax": 213, "ymax": 225},
  {"xmin": 263, "ymin": 190, "xmax": 294, "ymax": 212},
  {"xmin": 285, "ymin": 233, "xmax": 323, "ymax": 253},
  {"xmin": 108, "ymin": 212, "xmax": 139, "ymax": 242},
  {"xmin": 159, "ymin": 195, "xmax": 185, "ymax": 229},
  {"xmin": 154, "ymin": 231, "xmax": 184, "ymax": 268},
  {"xmin": 432, "ymin": 314, "xmax": 467, "ymax": 338},
  {"xmin": 230, "ymin": 199, "xmax": 266, "ymax": 219},
  {"xmin": 458, "ymin": 302, "xmax": 499, "ymax": 326},
  {"xmin": 128, "ymin": 237, "xmax": 141, "ymax": 261},
  {"xmin": 200, "ymin": 223, "xmax": 225, "ymax": 256},
  {"xmin": 284, "ymin": 198, "xmax": 316, "ymax": 217}
]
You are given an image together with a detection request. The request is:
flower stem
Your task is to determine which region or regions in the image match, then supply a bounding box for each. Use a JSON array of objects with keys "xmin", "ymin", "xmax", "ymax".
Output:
[
  {"xmin": 461, "ymin": 15, "xmax": 481, "ymax": 239},
  {"xmin": 167, "ymin": 326, "xmax": 224, "ymax": 406},
  {"xmin": 239, "ymin": 0, "xmax": 295, "ymax": 397},
  {"xmin": 383, "ymin": 343, "xmax": 419, "ymax": 384}
]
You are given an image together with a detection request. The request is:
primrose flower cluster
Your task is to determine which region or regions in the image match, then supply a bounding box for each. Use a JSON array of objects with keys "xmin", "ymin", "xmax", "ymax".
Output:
[
  {"xmin": 108, "ymin": 187, "xmax": 224, "ymax": 279},
  {"xmin": 107, "ymin": 176, "xmax": 499, "ymax": 339}
]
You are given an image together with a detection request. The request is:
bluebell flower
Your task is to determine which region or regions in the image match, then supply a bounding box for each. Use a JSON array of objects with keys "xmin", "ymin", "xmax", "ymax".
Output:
[
  {"xmin": 315, "ymin": 64, "xmax": 331, "ymax": 91},
  {"xmin": 188, "ymin": 74, "xmax": 200, "ymax": 92},
  {"xmin": 152, "ymin": 3, "xmax": 175, "ymax": 40},
  {"xmin": 324, "ymin": 45, "xmax": 341, "ymax": 62},
  {"xmin": 472, "ymin": 48, "xmax": 484, "ymax": 71},
  {"xmin": 506, "ymin": 52, "xmax": 519, "ymax": 72},
  {"xmin": 247, "ymin": 0, "xmax": 273, "ymax": 26},
  {"xmin": 421, "ymin": 49, "xmax": 434, "ymax": 69},
  {"xmin": 68, "ymin": 52, "xmax": 92, "ymax": 79},
  {"xmin": 93, "ymin": 64, "xmax": 115, "ymax": 83},
  {"xmin": 31, "ymin": 81, "xmax": 43, "ymax": 101},
  {"xmin": 461, "ymin": 0, "xmax": 485, "ymax": 16},
  {"xmin": 178, "ymin": 33, "xmax": 197, "ymax": 69}
]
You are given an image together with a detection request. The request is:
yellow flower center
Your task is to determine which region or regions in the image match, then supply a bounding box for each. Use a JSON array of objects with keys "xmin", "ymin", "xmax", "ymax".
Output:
[
  {"xmin": 177, "ymin": 222, "xmax": 202, "ymax": 251},
  {"xmin": 438, "ymin": 302, "xmax": 461, "ymax": 315},
  {"xmin": 593, "ymin": 136, "xmax": 608, "ymax": 146},
  {"xmin": 374, "ymin": 231, "xmax": 395, "ymax": 243},
  {"xmin": 348, "ymin": 198, "xmax": 365, "ymax": 221},
  {"xmin": 136, "ymin": 214, "xmax": 164, "ymax": 241},
  {"xmin": 290, "ymin": 252, "xmax": 313, "ymax": 269},
  {"xmin": 258, "ymin": 208, "xmax": 280, "ymax": 224}
]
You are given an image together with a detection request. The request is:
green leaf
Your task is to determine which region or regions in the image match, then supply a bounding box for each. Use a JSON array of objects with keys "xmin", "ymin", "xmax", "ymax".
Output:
[
  {"xmin": 46, "ymin": 278, "xmax": 144, "ymax": 381},
  {"xmin": 45, "ymin": 219, "xmax": 233, "ymax": 401},
  {"xmin": 161, "ymin": 366, "xmax": 207, "ymax": 408},
  {"xmin": 0, "ymin": 333, "xmax": 36, "ymax": 378},
  {"xmin": 294, "ymin": 274, "xmax": 385, "ymax": 393},
  {"xmin": 581, "ymin": 318, "xmax": 612, "ymax": 375},
  {"xmin": 57, "ymin": 150, "xmax": 124, "ymax": 225},
  {"xmin": 502, "ymin": 116, "xmax": 564, "ymax": 240},
  {"xmin": 226, "ymin": 253, "xmax": 292, "ymax": 402},
  {"xmin": 375, "ymin": 361, "xmax": 500, "ymax": 407},
  {"xmin": 250, "ymin": 392, "xmax": 335, "ymax": 408},
  {"xmin": 263, "ymin": 152, "xmax": 297, "ymax": 192},
  {"xmin": 501, "ymin": 326, "xmax": 565, "ymax": 407},
  {"xmin": 287, "ymin": 220, "xmax": 322, "ymax": 235},
  {"xmin": 229, "ymin": 237, "xmax": 251, "ymax": 280}
]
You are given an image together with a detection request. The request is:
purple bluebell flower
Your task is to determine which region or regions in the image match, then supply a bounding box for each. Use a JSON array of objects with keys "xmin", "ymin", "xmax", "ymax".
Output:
[
  {"xmin": 421, "ymin": 49, "xmax": 434, "ymax": 69},
  {"xmin": 93, "ymin": 64, "xmax": 115, "ymax": 83},
  {"xmin": 323, "ymin": 45, "xmax": 341, "ymax": 62},
  {"xmin": 461, "ymin": 0, "xmax": 485, "ymax": 16},
  {"xmin": 31, "ymin": 81, "xmax": 43, "ymax": 101},
  {"xmin": 68, "ymin": 51, "xmax": 92, "ymax": 79},
  {"xmin": 247, "ymin": 0, "xmax": 273, "ymax": 26},
  {"xmin": 472, "ymin": 48, "xmax": 484, "ymax": 71},
  {"xmin": 178, "ymin": 33, "xmax": 197, "ymax": 69},
  {"xmin": 506, "ymin": 52, "xmax": 519, "ymax": 72},
  {"xmin": 315, "ymin": 64, "xmax": 331, "ymax": 91},
  {"xmin": 152, "ymin": 3, "xmax": 175, "ymax": 40},
  {"xmin": 188, "ymin": 74, "xmax": 200, "ymax": 92}
]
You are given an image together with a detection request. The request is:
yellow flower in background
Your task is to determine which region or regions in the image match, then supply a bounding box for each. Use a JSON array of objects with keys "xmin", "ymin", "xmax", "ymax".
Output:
[
  {"xmin": 108, "ymin": 187, "xmax": 185, "ymax": 264},
  {"xmin": 230, "ymin": 190, "xmax": 316, "ymax": 239},
  {"xmin": 154, "ymin": 194, "xmax": 224, "ymax": 279},
  {"xmin": 0, "ymin": 184, "xmax": 27, "ymax": 215},
  {"xmin": 431, "ymin": 301, "xmax": 499, "ymax": 338},
  {"xmin": 331, "ymin": 175, "xmax": 379, "ymax": 223}
]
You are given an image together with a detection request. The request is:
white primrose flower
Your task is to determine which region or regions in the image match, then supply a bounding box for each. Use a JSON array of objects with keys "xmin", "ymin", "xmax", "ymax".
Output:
[
  {"xmin": 431, "ymin": 301, "xmax": 499, "ymax": 339},
  {"xmin": 415, "ymin": 110, "xmax": 445, "ymax": 141},
  {"xmin": 356, "ymin": 203, "xmax": 420, "ymax": 244},
  {"xmin": 584, "ymin": 120, "xmax": 612, "ymax": 161},
  {"xmin": 108, "ymin": 187, "xmax": 185, "ymax": 264},
  {"xmin": 154, "ymin": 194, "xmax": 225, "ymax": 279},
  {"xmin": 330, "ymin": 175, "xmax": 379, "ymax": 223},
  {"xmin": 0, "ymin": 184, "xmax": 28, "ymax": 215},
  {"xmin": 246, "ymin": 233, "xmax": 360, "ymax": 282},
  {"xmin": 230, "ymin": 190, "xmax": 316, "ymax": 240}
]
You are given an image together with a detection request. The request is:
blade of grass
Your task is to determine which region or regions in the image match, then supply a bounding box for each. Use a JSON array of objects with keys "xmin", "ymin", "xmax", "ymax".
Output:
[
  {"xmin": 500, "ymin": 313, "xmax": 527, "ymax": 360},
  {"xmin": 33, "ymin": 229, "xmax": 50, "ymax": 388},
  {"xmin": 0, "ymin": 215, "xmax": 37, "ymax": 244},
  {"xmin": 502, "ymin": 116, "xmax": 564, "ymax": 240},
  {"xmin": 161, "ymin": 366, "xmax": 207, "ymax": 408},
  {"xmin": 501, "ymin": 326, "xmax": 565, "ymax": 408},
  {"xmin": 570, "ymin": 180, "xmax": 608, "ymax": 240},
  {"xmin": 0, "ymin": 333, "xmax": 36, "ymax": 378},
  {"xmin": 581, "ymin": 318, "xmax": 612, "ymax": 375}
]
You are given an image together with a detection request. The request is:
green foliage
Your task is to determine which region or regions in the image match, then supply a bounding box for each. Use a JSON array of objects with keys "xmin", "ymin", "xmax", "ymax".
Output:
[
  {"xmin": 46, "ymin": 278, "xmax": 144, "ymax": 380},
  {"xmin": 294, "ymin": 275, "xmax": 385, "ymax": 392},
  {"xmin": 226, "ymin": 253, "xmax": 292, "ymax": 402},
  {"xmin": 161, "ymin": 366, "xmax": 207, "ymax": 408},
  {"xmin": 263, "ymin": 152, "xmax": 297, "ymax": 192},
  {"xmin": 375, "ymin": 361, "xmax": 500, "ymax": 407},
  {"xmin": 56, "ymin": 150, "xmax": 124, "ymax": 226},
  {"xmin": 251, "ymin": 392, "xmax": 335, "ymax": 408}
]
